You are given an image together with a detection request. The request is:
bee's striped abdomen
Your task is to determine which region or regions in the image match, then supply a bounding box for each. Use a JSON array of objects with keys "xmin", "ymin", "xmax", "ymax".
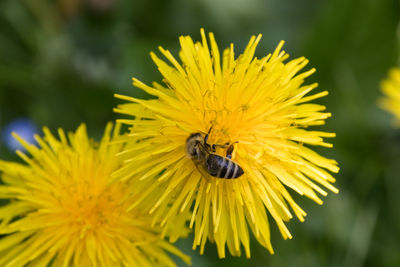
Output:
[{"xmin": 205, "ymin": 154, "xmax": 244, "ymax": 179}]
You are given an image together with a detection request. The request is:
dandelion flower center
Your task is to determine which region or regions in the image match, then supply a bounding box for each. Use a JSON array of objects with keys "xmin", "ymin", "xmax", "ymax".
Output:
[{"xmin": 59, "ymin": 179, "xmax": 124, "ymax": 234}]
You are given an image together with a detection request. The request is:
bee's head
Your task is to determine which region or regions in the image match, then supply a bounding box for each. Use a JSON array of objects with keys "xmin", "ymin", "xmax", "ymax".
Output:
[{"xmin": 185, "ymin": 133, "xmax": 205, "ymax": 160}]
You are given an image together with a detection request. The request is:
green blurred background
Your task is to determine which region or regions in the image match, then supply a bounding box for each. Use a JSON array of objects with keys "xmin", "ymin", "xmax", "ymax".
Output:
[{"xmin": 0, "ymin": 0, "xmax": 399, "ymax": 266}]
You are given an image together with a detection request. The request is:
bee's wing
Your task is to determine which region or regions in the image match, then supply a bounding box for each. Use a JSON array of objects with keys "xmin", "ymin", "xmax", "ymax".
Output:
[
  {"xmin": 192, "ymin": 161, "xmax": 211, "ymax": 183},
  {"xmin": 197, "ymin": 142, "xmax": 211, "ymax": 154}
]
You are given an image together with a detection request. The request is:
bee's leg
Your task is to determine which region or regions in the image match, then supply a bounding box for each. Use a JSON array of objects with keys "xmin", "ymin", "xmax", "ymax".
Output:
[
  {"xmin": 226, "ymin": 142, "xmax": 238, "ymax": 159},
  {"xmin": 211, "ymin": 143, "xmax": 230, "ymax": 152},
  {"xmin": 204, "ymin": 126, "xmax": 232, "ymax": 153}
]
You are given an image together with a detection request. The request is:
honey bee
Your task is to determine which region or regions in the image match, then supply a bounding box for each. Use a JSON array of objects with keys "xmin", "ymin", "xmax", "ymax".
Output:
[{"xmin": 185, "ymin": 128, "xmax": 244, "ymax": 179}]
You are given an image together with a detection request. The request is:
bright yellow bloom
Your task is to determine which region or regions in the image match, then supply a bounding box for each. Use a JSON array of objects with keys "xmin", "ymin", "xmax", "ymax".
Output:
[
  {"xmin": 0, "ymin": 123, "xmax": 190, "ymax": 267},
  {"xmin": 379, "ymin": 68, "xmax": 400, "ymax": 125},
  {"xmin": 114, "ymin": 29, "xmax": 339, "ymax": 258}
]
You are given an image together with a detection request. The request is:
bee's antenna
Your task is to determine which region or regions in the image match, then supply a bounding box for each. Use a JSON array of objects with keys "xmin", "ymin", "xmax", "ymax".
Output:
[
  {"xmin": 204, "ymin": 126, "xmax": 213, "ymax": 146},
  {"xmin": 207, "ymin": 126, "xmax": 213, "ymax": 135}
]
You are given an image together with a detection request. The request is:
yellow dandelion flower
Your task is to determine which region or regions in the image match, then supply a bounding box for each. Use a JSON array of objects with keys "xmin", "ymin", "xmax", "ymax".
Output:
[
  {"xmin": 379, "ymin": 67, "xmax": 400, "ymax": 125},
  {"xmin": 0, "ymin": 123, "xmax": 190, "ymax": 267},
  {"xmin": 113, "ymin": 29, "xmax": 339, "ymax": 258}
]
